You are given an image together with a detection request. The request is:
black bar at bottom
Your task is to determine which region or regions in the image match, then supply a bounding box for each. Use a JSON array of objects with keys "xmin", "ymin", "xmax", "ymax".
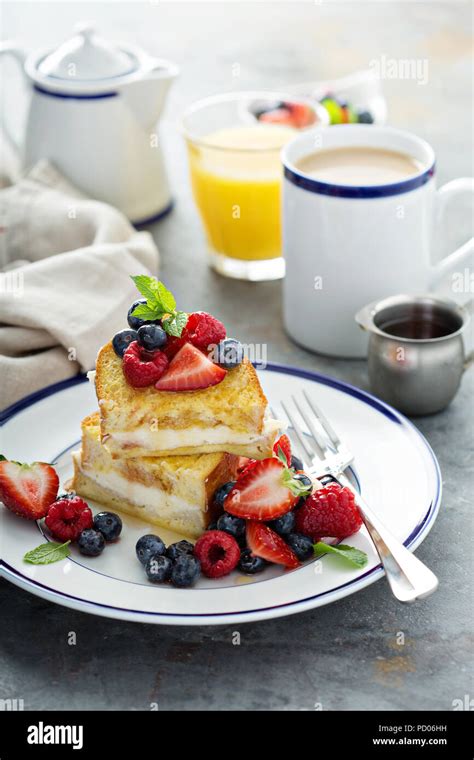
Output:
[{"xmin": 0, "ymin": 709, "xmax": 471, "ymax": 757}]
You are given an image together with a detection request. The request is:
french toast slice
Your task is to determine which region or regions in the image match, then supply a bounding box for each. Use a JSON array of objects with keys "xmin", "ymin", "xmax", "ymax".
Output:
[
  {"xmin": 71, "ymin": 412, "xmax": 239, "ymax": 539},
  {"xmin": 94, "ymin": 342, "xmax": 279, "ymax": 458}
]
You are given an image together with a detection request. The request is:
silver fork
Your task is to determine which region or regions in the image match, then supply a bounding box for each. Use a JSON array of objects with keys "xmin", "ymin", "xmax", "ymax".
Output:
[{"xmin": 278, "ymin": 390, "xmax": 439, "ymax": 602}]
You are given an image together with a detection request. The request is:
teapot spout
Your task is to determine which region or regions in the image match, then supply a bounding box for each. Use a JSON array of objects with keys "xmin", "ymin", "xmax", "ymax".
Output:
[
  {"xmin": 355, "ymin": 302, "xmax": 376, "ymax": 332},
  {"xmin": 119, "ymin": 59, "xmax": 178, "ymax": 130}
]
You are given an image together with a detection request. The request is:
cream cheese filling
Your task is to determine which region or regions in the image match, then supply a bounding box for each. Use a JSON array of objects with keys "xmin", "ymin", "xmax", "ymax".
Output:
[
  {"xmin": 74, "ymin": 453, "xmax": 202, "ymax": 515},
  {"xmin": 108, "ymin": 416, "xmax": 283, "ymax": 450}
]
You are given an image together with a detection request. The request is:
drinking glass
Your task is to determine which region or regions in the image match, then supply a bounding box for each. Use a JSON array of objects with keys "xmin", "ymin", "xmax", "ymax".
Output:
[{"xmin": 182, "ymin": 91, "xmax": 327, "ymax": 281}]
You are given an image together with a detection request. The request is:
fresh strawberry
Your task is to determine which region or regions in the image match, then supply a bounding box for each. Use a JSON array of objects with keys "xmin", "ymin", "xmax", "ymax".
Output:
[
  {"xmin": 259, "ymin": 107, "xmax": 293, "ymax": 125},
  {"xmin": 273, "ymin": 434, "xmax": 291, "ymax": 466},
  {"xmin": 237, "ymin": 457, "xmax": 252, "ymax": 474},
  {"xmin": 237, "ymin": 458, "xmax": 257, "ymax": 478},
  {"xmin": 184, "ymin": 311, "xmax": 226, "ymax": 353},
  {"xmin": 155, "ymin": 342, "xmax": 226, "ymax": 391},
  {"xmin": 0, "ymin": 459, "xmax": 59, "ymax": 520},
  {"xmin": 122, "ymin": 341, "xmax": 169, "ymax": 388},
  {"xmin": 45, "ymin": 496, "xmax": 93, "ymax": 542},
  {"xmin": 246, "ymin": 521, "xmax": 299, "ymax": 569},
  {"xmin": 163, "ymin": 334, "xmax": 188, "ymax": 360},
  {"xmin": 225, "ymin": 458, "xmax": 305, "ymax": 521},
  {"xmin": 285, "ymin": 102, "xmax": 316, "ymax": 128},
  {"xmin": 194, "ymin": 530, "xmax": 240, "ymax": 578},
  {"xmin": 295, "ymin": 483, "xmax": 363, "ymax": 540}
]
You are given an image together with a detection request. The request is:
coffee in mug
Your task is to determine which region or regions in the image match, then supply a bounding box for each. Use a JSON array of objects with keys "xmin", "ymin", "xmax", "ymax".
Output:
[
  {"xmin": 294, "ymin": 146, "xmax": 423, "ymax": 186},
  {"xmin": 281, "ymin": 125, "xmax": 474, "ymax": 358}
]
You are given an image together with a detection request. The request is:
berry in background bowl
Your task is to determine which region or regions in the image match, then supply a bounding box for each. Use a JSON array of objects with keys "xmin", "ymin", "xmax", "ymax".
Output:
[{"xmin": 249, "ymin": 94, "xmax": 327, "ymax": 129}]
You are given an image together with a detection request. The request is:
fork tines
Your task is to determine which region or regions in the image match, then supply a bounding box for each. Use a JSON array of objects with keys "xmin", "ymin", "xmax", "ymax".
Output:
[{"xmin": 274, "ymin": 390, "xmax": 345, "ymax": 471}]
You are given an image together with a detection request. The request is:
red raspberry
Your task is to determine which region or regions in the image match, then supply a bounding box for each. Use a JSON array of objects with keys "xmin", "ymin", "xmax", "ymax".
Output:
[
  {"xmin": 193, "ymin": 530, "xmax": 240, "ymax": 578},
  {"xmin": 45, "ymin": 496, "xmax": 93, "ymax": 542},
  {"xmin": 185, "ymin": 312, "xmax": 226, "ymax": 353},
  {"xmin": 122, "ymin": 341, "xmax": 168, "ymax": 387},
  {"xmin": 295, "ymin": 484, "xmax": 363, "ymax": 540},
  {"xmin": 273, "ymin": 434, "xmax": 291, "ymax": 466}
]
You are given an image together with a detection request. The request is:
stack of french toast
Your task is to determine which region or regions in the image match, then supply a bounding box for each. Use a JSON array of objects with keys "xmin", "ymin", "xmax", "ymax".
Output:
[{"xmin": 72, "ymin": 278, "xmax": 279, "ymax": 538}]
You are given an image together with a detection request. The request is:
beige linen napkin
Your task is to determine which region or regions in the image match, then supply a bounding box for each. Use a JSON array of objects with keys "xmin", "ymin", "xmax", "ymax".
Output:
[{"xmin": 0, "ymin": 160, "xmax": 159, "ymax": 410}]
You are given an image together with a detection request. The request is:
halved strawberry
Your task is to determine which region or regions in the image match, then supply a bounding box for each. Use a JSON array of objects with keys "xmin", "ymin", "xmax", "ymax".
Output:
[
  {"xmin": 155, "ymin": 342, "xmax": 227, "ymax": 391},
  {"xmin": 273, "ymin": 434, "xmax": 291, "ymax": 466},
  {"xmin": 225, "ymin": 458, "xmax": 299, "ymax": 520},
  {"xmin": 163, "ymin": 334, "xmax": 187, "ymax": 360},
  {"xmin": 259, "ymin": 108, "xmax": 293, "ymax": 125},
  {"xmin": 237, "ymin": 458, "xmax": 257, "ymax": 478},
  {"xmin": 237, "ymin": 456, "xmax": 252, "ymax": 475},
  {"xmin": 285, "ymin": 102, "xmax": 316, "ymax": 128},
  {"xmin": 0, "ymin": 459, "xmax": 59, "ymax": 520},
  {"xmin": 246, "ymin": 521, "xmax": 299, "ymax": 569}
]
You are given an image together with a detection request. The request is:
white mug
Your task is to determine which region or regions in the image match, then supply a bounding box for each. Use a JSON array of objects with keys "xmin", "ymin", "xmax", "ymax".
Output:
[{"xmin": 282, "ymin": 125, "xmax": 474, "ymax": 357}]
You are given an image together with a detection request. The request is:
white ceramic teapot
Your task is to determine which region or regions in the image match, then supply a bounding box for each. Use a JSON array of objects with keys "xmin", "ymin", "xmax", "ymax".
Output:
[{"xmin": 0, "ymin": 24, "xmax": 178, "ymax": 223}]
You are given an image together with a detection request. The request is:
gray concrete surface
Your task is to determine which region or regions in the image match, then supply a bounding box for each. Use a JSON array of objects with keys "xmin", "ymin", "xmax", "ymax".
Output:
[{"xmin": 1, "ymin": 1, "xmax": 473, "ymax": 711}]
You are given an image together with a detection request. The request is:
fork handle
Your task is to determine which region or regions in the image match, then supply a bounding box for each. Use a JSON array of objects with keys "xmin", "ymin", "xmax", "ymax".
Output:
[{"xmin": 336, "ymin": 473, "xmax": 439, "ymax": 602}]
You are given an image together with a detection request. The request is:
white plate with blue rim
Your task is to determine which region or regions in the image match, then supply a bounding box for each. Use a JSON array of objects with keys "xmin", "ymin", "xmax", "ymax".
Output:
[{"xmin": 0, "ymin": 364, "xmax": 441, "ymax": 625}]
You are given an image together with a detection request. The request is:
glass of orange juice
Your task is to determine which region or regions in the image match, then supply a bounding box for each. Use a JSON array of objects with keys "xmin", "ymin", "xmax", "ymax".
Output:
[{"xmin": 182, "ymin": 92, "xmax": 327, "ymax": 281}]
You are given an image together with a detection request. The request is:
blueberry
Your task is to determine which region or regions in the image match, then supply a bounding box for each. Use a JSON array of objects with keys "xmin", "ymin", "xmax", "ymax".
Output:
[
  {"xmin": 145, "ymin": 554, "xmax": 172, "ymax": 583},
  {"xmin": 215, "ymin": 338, "xmax": 244, "ymax": 369},
  {"xmin": 206, "ymin": 521, "xmax": 219, "ymax": 531},
  {"xmin": 166, "ymin": 540, "xmax": 194, "ymax": 562},
  {"xmin": 78, "ymin": 529, "xmax": 105, "ymax": 556},
  {"xmin": 57, "ymin": 492, "xmax": 76, "ymax": 500},
  {"xmin": 238, "ymin": 549, "xmax": 267, "ymax": 575},
  {"xmin": 268, "ymin": 510, "xmax": 295, "ymax": 536},
  {"xmin": 357, "ymin": 110, "xmax": 374, "ymax": 124},
  {"xmin": 319, "ymin": 475, "xmax": 337, "ymax": 486},
  {"xmin": 127, "ymin": 299, "xmax": 148, "ymax": 331},
  {"xmin": 290, "ymin": 455, "xmax": 304, "ymax": 471},
  {"xmin": 136, "ymin": 534, "xmax": 166, "ymax": 565},
  {"xmin": 112, "ymin": 329, "xmax": 139, "ymax": 358},
  {"xmin": 170, "ymin": 554, "xmax": 201, "ymax": 588},
  {"xmin": 294, "ymin": 472, "xmax": 312, "ymax": 490},
  {"xmin": 286, "ymin": 533, "xmax": 314, "ymax": 562},
  {"xmin": 137, "ymin": 323, "xmax": 167, "ymax": 352},
  {"xmin": 212, "ymin": 481, "xmax": 236, "ymax": 511},
  {"xmin": 93, "ymin": 512, "xmax": 122, "ymax": 542},
  {"xmin": 216, "ymin": 512, "xmax": 246, "ymax": 541}
]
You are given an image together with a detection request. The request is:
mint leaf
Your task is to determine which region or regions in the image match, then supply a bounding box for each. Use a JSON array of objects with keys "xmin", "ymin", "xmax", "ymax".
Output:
[
  {"xmin": 0, "ymin": 454, "xmax": 6, "ymax": 462},
  {"xmin": 313, "ymin": 541, "xmax": 368, "ymax": 568},
  {"xmin": 162, "ymin": 310, "xmax": 188, "ymax": 337},
  {"xmin": 130, "ymin": 275, "xmax": 159, "ymax": 303},
  {"xmin": 130, "ymin": 302, "xmax": 162, "ymax": 321},
  {"xmin": 154, "ymin": 281, "xmax": 176, "ymax": 313},
  {"xmin": 129, "ymin": 276, "xmax": 187, "ymax": 336},
  {"xmin": 24, "ymin": 541, "xmax": 71, "ymax": 565}
]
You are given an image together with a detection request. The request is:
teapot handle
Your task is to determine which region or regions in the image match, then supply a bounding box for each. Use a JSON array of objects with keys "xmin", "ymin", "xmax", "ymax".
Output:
[{"xmin": 0, "ymin": 42, "xmax": 28, "ymax": 154}]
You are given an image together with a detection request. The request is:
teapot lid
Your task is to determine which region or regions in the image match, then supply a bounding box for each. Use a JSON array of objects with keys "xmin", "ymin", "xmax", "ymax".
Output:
[{"xmin": 37, "ymin": 24, "xmax": 137, "ymax": 82}]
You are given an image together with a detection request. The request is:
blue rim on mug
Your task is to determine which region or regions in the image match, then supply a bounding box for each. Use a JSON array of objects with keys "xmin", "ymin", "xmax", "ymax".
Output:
[{"xmin": 281, "ymin": 124, "xmax": 436, "ymax": 199}]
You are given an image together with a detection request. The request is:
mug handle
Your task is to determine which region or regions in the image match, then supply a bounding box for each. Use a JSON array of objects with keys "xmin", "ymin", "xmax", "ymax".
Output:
[
  {"xmin": 462, "ymin": 297, "xmax": 474, "ymax": 371},
  {"xmin": 0, "ymin": 42, "xmax": 27, "ymax": 154},
  {"xmin": 430, "ymin": 178, "xmax": 474, "ymax": 288}
]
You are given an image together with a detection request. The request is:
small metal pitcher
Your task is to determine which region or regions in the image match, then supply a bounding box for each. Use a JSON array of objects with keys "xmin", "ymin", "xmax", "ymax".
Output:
[{"xmin": 355, "ymin": 294, "xmax": 473, "ymax": 415}]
